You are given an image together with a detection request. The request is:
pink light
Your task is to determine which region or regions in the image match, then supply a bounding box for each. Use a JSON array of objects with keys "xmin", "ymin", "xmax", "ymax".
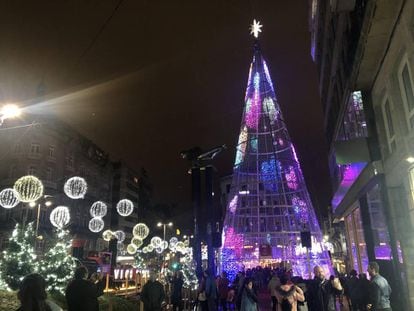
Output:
[
  {"xmin": 285, "ymin": 166, "xmax": 298, "ymax": 190},
  {"xmin": 223, "ymin": 227, "xmax": 244, "ymax": 257}
]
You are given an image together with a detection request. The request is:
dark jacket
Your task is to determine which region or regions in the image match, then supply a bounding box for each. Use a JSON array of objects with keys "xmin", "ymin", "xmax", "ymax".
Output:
[
  {"xmin": 141, "ymin": 280, "xmax": 166, "ymax": 311},
  {"xmin": 171, "ymin": 277, "xmax": 184, "ymax": 303},
  {"xmin": 65, "ymin": 278, "xmax": 104, "ymax": 311},
  {"xmin": 369, "ymin": 274, "xmax": 392, "ymax": 310},
  {"xmin": 307, "ymin": 278, "xmax": 343, "ymax": 311}
]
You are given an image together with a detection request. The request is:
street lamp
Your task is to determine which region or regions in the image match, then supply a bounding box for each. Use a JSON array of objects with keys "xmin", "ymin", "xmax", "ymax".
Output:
[
  {"xmin": 30, "ymin": 195, "xmax": 54, "ymax": 240},
  {"xmin": 157, "ymin": 222, "xmax": 173, "ymax": 275},
  {"xmin": 0, "ymin": 104, "xmax": 21, "ymax": 125}
]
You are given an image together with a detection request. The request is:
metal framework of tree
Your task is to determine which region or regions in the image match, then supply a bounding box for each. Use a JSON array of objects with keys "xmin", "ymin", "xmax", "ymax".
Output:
[{"xmin": 221, "ymin": 21, "xmax": 331, "ymax": 278}]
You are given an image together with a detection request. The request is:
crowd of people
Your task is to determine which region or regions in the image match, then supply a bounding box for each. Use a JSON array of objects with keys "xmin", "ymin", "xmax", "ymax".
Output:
[
  {"xmin": 194, "ymin": 261, "xmax": 392, "ymax": 311},
  {"xmin": 12, "ymin": 261, "xmax": 392, "ymax": 311}
]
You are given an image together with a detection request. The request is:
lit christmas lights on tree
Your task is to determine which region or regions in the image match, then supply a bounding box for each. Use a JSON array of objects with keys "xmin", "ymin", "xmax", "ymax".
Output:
[
  {"xmin": 0, "ymin": 223, "xmax": 38, "ymax": 290},
  {"xmin": 39, "ymin": 228, "xmax": 76, "ymax": 294},
  {"xmin": 222, "ymin": 20, "xmax": 331, "ymax": 278}
]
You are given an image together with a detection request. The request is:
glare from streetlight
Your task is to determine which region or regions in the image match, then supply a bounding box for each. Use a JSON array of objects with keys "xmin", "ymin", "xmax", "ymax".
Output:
[
  {"xmin": 0, "ymin": 104, "xmax": 21, "ymax": 122},
  {"xmin": 29, "ymin": 202, "xmax": 36, "ymax": 208},
  {"xmin": 157, "ymin": 222, "xmax": 162, "ymax": 227},
  {"xmin": 168, "ymin": 222, "xmax": 173, "ymax": 227},
  {"xmin": 45, "ymin": 201, "xmax": 53, "ymax": 207}
]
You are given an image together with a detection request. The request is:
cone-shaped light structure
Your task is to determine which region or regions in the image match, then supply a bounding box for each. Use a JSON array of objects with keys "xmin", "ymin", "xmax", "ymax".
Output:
[{"xmin": 221, "ymin": 21, "xmax": 331, "ymax": 279}]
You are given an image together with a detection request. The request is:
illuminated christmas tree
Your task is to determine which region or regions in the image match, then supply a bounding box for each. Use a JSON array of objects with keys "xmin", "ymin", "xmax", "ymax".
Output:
[
  {"xmin": 222, "ymin": 20, "xmax": 331, "ymax": 279},
  {"xmin": 0, "ymin": 223, "xmax": 38, "ymax": 290},
  {"xmin": 39, "ymin": 228, "xmax": 77, "ymax": 294}
]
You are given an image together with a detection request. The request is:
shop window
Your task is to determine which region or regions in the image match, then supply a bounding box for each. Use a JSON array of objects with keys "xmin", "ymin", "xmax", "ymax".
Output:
[
  {"xmin": 345, "ymin": 205, "xmax": 369, "ymax": 274},
  {"xmin": 367, "ymin": 184, "xmax": 392, "ymax": 260}
]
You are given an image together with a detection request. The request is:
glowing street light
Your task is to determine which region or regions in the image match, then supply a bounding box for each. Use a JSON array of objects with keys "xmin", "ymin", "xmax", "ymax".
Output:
[
  {"xmin": 157, "ymin": 222, "xmax": 173, "ymax": 275},
  {"xmin": 0, "ymin": 104, "xmax": 21, "ymax": 125}
]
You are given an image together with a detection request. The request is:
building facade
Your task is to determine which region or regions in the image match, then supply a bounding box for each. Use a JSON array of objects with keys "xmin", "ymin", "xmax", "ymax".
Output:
[
  {"xmin": 0, "ymin": 115, "xmax": 139, "ymax": 258},
  {"xmin": 310, "ymin": 0, "xmax": 413, "ymax": 308}
]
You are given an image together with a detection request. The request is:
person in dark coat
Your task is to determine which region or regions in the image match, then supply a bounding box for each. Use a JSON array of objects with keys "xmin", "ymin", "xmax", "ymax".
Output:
[
  {"xmin": 141, "ymin": 271, "xmax": 166, "ymax": 311},
  {"xmin": 171, "ymin": 271, "xmax": 184, "ymax": 311},
  {"xmin": 65, "ymin": 266, "xmax": 105, "ymax": 311},
  {"xmin": 307, "ymin": 266, "xmax": 343, "ymax": 311}
]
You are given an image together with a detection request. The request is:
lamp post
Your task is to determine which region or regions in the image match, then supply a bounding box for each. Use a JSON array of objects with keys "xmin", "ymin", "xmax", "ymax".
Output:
[
  {"xmin": 157, "ymin": 222, "xmax": 173, "ymax": 275},
  {"xmin": 0, "ymin": 104, "xmax": 21, "ymax": 126},
  {"xmin": 29, "ymin": 195, "xmax": 53, "ymax": 241}
]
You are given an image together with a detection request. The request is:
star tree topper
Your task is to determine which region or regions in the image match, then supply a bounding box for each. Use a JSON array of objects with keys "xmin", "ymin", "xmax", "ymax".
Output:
[{"xmin": 250, "ymin": 19, "xmax": 263, "ymax": 38}]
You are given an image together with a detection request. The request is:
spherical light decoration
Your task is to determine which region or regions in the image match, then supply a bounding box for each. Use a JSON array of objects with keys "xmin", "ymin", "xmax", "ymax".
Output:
[
  {"xmin": 133, "ymin": 223, "xmax": 149, "ymax": 239},
  {"xmin": 13, "ymin": 175, "xmax": 44, "ymax": 203},
  {"xmin": 176, "ymin": 241, "xmax": 185, "ymax": 253},
  {"xmin": 116, "ymin": 199, "xmax": 134, "ymax": 216},
  {"xmin": 0, "ymin": 188, "xmax": 20, "ymax": 209},
  {"xmin": 131, "ymin": 237, "xmax": 143, "ymax": 248},
  {"xmin": 155, "ymin": 247, "xmax": 163, "ymax": 254},
  {"xmin": 142, "ymin": 246, "xmax": 149, "ymax": 253},
  {"xmin": 147, "ymin": 245, "xmax": 154, "ymax": 252},
  {"xmin": 162, "ymin": 241, "xmax": 168, "ymax": 250},
  {"xmin": 127, "ymin": 244, "xmax": 137, "ymax": 254},
  {"xmin": 102, "ymin": 230, "xmax": 113, "ymax": 242},
  {"xmin": 114, "ymin": 230, "xmax": 126, "ymax": 242},
  {"xmin": 64, "ymin": 176, "xmax": 87, "ymax": 199},
  {"xmin": 89, "ymin": 217, "xmax": 104, "ymax": 233},
  {"xmin": 150, "ymin": 236, "xmax": 162, "ymax": 248},
  {"xmin": 49, "ymin": 206, "xmax": 70, "ymax": 229},
  {"xmin": 169, "ymin": 237, "xmax": 178, "ymax": 246},
  {"xmin": 90, "ymin": 201, "xmax": 107, "ymax": 218},
  {"xmin": 117, "ymin": 242, "xmax": 125, "ymax": 251}
]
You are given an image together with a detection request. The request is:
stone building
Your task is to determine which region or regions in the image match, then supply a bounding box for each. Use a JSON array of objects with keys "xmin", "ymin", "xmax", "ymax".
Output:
[
  {"xmin": 0, "ymin": 115, "xmax": 139, "ymax": 257},
  {"xmin": 309, "ymin": 0, "xmax": 412, "ymax": 308}
]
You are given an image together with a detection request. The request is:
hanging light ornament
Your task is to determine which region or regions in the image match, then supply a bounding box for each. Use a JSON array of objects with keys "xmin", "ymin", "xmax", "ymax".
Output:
[
  {"xmin": 133, "ymin": 223, "xmax": 149, "ymax": 239},
  {"xmin": 117, "ymin": 242, "xmax": 125, "ymax": 252},
  {"xmin": 131, "ymin": 237, "xmax": 143, "ymax": 248},
  {"xmin": 114, "ymin": 230, "xmax": 126, "ymax": 242},
  {"xmin": 147, "ymin": 245, "xmax": 154, "ymax": 252},
  {"xmin": 150, "ymin": 236, "xmax": 162, "ymax": 248},
  {"xmin": 64, "ymin": 177, "xmax": 87, "ymax": 199},
  {"xmin": 155, "ymin": 247, "xmax": 163, "ymax": 254},
  {"xmin": 127, "ymin": 244, "xmax": 137, "ymax": 254},
  {"xmin": 0, "ymin": 188, "xmax": 20, "ymax": 209},
  {"xmin": 169, "ymin": 237, "xmax": 178, "ymax": 246},
  {"xmin": 142, "ymin": 246, "xmax": 149, "ymax": 254},
  {"xmin": 162, "ymin": 240, "xmax": 168, "ymax": 250},
  {"xmin": 49, "ymin": 206, "xmax": 70, "ymax": 229},
  {"xmin": 13, "ymin": 175, "xmax": 44, "ymax": 203},
  {"xmin": 176, "ymin": 241, "xmax": 185, "ymax": 253},
  {"xmin": 89, "ymin": 217, "xmax": 104, "ymax": 233},
  {"xmin": 102, "ymin": 230, "xmax": 113, "ymax": 242},
  {"xmin": 116, "ymin": 199, "xmax": 134, "ymax": 216},
  {"xmin": 90, "ymin": 201, "xmax": 107, "ymax": 218}
]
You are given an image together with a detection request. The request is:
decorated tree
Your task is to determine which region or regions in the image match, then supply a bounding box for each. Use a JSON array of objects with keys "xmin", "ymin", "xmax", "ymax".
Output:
[
  {"xmin": 0, "ymin": 222, "xmax": 38, "ymax": 290},
  {"xmin": 39, "ymin": 228, "xmax": 77, "ymax": 294}
]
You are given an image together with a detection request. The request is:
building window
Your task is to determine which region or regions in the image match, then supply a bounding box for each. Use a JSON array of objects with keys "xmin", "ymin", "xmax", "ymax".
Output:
[
  {"xmin": 399, "ymin": 61, "xmax": 414, "ymax": 129},
  {"xmin": 14, "ymin": 144, "xmax": 21, "ymax": 154},
  {"xmin": 30, "ymin": 143, "xmax": 40, "ymax": 155},
  {"xmin": 382, "ymin": 98, "xmax": 396, "ymax": 153},
  {"xmin": 48, "ymin": 145, "xmax": 55, "ymax": 159},
  {"xmin": 66, "ymin": 153, "xmax": 74, "ymax": 169},
  {"xmin": 337, "ymin": 91, "xmax": 368, "ymax": 141},
  {"xmin": 27, "ymin": 166, "xmax": 36, "ymax": 175},
  {"xmin": 46, "ymin": 167, "xmax": 53, "ymax": 181}
]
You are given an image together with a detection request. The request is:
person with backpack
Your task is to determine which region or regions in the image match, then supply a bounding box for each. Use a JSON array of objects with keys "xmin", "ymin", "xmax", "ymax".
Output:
[{"xmin": 275, "ymin": 275, "xmax": 305, "ymax": 311}]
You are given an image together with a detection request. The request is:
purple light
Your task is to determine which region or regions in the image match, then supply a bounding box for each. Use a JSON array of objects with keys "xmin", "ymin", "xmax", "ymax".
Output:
[
  {"xmin": 332, "ymin": 162, "xmax": 367, "ymax": 211},
  {"xmin": 229, "ymin": 195, "xmax": 238, "ymax": 214},
  {"xmin": 291, "ymin": 145, "xmax": 299, "ymax": 163},
  {"xmin": 292, "ymin": 196, "xmax": 308, "ymax": 223},
  {"xmin": 245, "ymin": 73, "xmax": 261, "ymax": 129},
  {"xmin": 285, "ymin": 166, "xmax": 298, "ymax": 190},
  {"xmin": 263, "ymin": 60, "xmax": 275, "ymax": 92}
]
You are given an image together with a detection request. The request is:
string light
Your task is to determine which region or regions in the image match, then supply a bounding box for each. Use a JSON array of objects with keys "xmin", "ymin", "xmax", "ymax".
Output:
[
  {"xmin": 89, "ymin": 217, "xmax": 104, "ymax": 233},
  {"xmin": 64, "ymin": 177, "xmax": 87, "ymax": 199},
  {"xmin": 133, "ymin": 223, "xmax": 149, "ymax": 239},
  {"xmin": 116, "ymin": 199, "xmax": 134, "ymax": 216},
  {"xmin": 50, "ymin": 206, "xmax": 71, "ymax": 229},
  {"xmin": 13, "ymin": 175, "xmax": 44, "ymax": 203},
  {"xmin": 0, "ymin": 188, "xmax": 20, "ymax": 209},
  {"xmin": 90, "ymin": 201, "xmax": 107, "ymax": 218}
]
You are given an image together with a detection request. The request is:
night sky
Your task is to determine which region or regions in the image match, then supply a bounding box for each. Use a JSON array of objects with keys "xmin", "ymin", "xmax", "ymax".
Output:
[{"xmin": 0, "ymin": 1, "xmax": 331, "ymax": 224}]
